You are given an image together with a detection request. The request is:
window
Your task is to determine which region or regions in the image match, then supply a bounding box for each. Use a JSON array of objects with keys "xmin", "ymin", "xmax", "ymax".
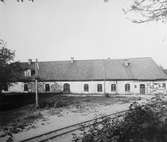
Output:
[
  {"xmin": 24, "ymin": 69, "xmax": 31, "ymax": 77},
  {"xmin": 125, "ymin": 84, "xmax": 130, "ymax": 92},
  {"xmin": 31, "ymin": 69, "xmax": 35, "ymax": 76},
  {"xmin": 63, "ymin": 83, "xmax": 70, "ymax": 93},
  {"xmin": 111, "ymin": 84, "xmax": 116, "ymax": 91},
  {"xmin": 24, "ymin": 71, "xmax": 27, "ymax": 77},
  {"xmin": 97, "ymin": 84, "xmax": 103, "ymax": 92},
  {"xmin": 140, "ymin": 84, "xmax": 145, "ymax": 94},
  {"xmin": 24, "ymin": 84, "xmax": 28, "ymax": 91},
  {"xmin": 45, "ymin": 84, "xmax": 50, "ymax": 92},
  {"xmin": 134, "ymin": 85, "xmax": 137, "ymax": 88},
  {"xmin": 163, "ymin": 83, "xmax": 166, "ymax": 89},
  {"xmin": 84, "ymin": 84, "xmax": 89, "ymax": 92}
]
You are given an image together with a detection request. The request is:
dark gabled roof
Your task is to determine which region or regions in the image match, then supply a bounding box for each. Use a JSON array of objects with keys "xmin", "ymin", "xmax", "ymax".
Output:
[{"xmin": 31, "ymin": 57, "xmax": 167, "ymax": 81}]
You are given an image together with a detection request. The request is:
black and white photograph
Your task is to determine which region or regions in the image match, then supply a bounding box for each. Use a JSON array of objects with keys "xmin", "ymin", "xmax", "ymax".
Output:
[{"xmin": 1, "ymin": 0, "xmax": 167, "ymax": 142}]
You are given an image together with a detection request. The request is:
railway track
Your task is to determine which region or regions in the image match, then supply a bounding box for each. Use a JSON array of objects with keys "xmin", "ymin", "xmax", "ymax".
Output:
[{"xmin": 20, "ymin": 110, "xmax": 128, "ymax": 142}]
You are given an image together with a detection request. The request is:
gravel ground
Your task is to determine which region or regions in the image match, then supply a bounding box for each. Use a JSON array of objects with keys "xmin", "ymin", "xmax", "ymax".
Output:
[{"xmin": 0, "ymin": 95, "xmax": 153, "ymax": 142}]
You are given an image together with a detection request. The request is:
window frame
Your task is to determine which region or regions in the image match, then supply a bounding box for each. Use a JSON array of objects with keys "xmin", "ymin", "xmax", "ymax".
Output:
[
  {"xmin": 31, "ymin": 69, "xmax": 35, "ymax": 76},
  {"xmin": 84, "ymin": 84, "xmax": 89, "ymax": 92},
  {"xmin": 24, "ymin": 84, "xmax": 28, "ymax": 91},
  {"xmin": 97, "ymin": 84, "xmax": 103, "ymax": 92},
  {"xmin": 125, "ymin": 84, "xmax": 130, "ymax": 92},
  {"xmin": 163, "ymin": 83, "xmax": 166, "ymax": 89},
  {"xmin": 45, "ymin": 84, "xmax": 50, "ymax": 92},
  {"xmin": 111, "ymin": 84, "xmax": 116, "ymax": 91},
  {"xmin": 63, "ymin": 83, "xmax": 70, "ymax": 93},
  {"xmin": 24, "ymin": 69, "xmax": 31, "ymax": 77}
]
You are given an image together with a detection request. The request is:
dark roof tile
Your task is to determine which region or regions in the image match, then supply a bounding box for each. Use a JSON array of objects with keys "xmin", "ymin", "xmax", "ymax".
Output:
[{"xmin": 32, "ymin": 57, "xmax": 167, "ymax": 81}]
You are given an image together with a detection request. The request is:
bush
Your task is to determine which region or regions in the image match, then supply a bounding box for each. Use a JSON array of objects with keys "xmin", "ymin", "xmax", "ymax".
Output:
[
  {"xmin": 105, "ymin": 93, "xmax": 110, "ymax": 98},
  {"xmin": 73, "ymin": 100, "xmax": 167, "ymax": 142},
  {"xmin": 39, "ymin": 97, "xmax": 71, "ymax": 108},
  {"xmin": 54, "ymin": 100, "xmax": 69, "ymax": 108},
  {"xmin": 39, "ymin": 100, "xmax": 54, "ymax": 108}
]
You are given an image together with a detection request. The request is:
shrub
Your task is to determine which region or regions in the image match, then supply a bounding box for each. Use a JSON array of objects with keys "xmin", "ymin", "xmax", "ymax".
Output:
[
  {"xmin": 23, "ymin": 112, "xmax": 43, "ymax": 121},
  {"xmin": 39, "ymin": 100, "xmax": 55, "ymax": 108},
  {"xmin": 54, "ymin": 100, "xmax": 68, "ymax": 108},
  {"xmin": 39, "ymin": 97, "xmax": 71, "ymax": 108},
  {"xmin": 105, "ymin": 93, "xmax": 110, "ymax": 98},
  {"xmin": 73, "ymin": 99, "xmax": 167, "ymax": 142}
]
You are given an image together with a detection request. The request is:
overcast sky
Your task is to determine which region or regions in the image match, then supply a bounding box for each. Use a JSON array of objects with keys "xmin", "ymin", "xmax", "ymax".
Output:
[{"xmin": 0, "ymin": 0, "xmax": 167, "ymax": 67}]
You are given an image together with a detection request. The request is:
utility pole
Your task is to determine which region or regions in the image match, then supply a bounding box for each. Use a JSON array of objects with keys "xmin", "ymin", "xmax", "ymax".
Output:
[
  {"xmin": 103, "ymin": 60, "xmax": 106, "ymax": 95},
  {"xmin": 35, "ymin": 58, "xmax": 39, "ymax": 108}
]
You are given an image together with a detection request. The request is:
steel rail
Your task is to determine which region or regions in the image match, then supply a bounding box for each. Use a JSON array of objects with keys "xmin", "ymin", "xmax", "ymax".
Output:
[{"xmin": 20, "ymin": 110, "xmax": 128, "ymax": 142}]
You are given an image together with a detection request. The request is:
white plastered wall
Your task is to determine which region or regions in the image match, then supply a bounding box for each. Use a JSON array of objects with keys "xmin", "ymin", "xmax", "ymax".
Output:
[
  {"xmin": 7, "ymin": 82, "xmax": 24, "ymax": 92},
  {"xmin": 6, "ymin": 80, "xmax": 167, "ymax": 95}
]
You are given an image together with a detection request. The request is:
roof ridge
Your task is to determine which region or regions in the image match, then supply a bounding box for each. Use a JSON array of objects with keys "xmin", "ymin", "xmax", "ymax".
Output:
[
  {"xmin": 19, "ymin": 57, "xmax": 167, "ymax": 81},
  {"xmin": 24, "ymin": 57, "xmax": 152, "ymax": 63}
]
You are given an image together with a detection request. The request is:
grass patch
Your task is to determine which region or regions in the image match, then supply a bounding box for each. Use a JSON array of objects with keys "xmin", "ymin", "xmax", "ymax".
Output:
[
  {"xmin": 39, "ymin": 95, "xmax": 140, "ymax": 108},
  {"xmin": 39, "ymin": 95, "xmax": 77, "ymax": 108},
  {"xmin": 1, "ymin": 110, "xmax": 43, "ymax": 135},
  {"xmin": 0, "ymin": 94, "xmax": 141, "ymax": 135}
]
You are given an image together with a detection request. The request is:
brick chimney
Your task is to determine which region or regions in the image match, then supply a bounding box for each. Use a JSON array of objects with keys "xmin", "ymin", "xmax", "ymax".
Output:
[
  {"xmin": 28, "ymin": 59, "xmax": 33, "ymax": 65},
  {"xmin": 70, "ymin": 57, "xmax": 74, "ymax": 63},
  {"xmin": 124, "ymin": 59, "xmax": 130, "ymax": 67}
]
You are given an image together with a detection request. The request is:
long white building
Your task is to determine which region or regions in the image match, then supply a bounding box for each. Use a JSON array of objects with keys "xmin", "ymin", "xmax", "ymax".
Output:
[{"xmin": 5, "ymin": 57, "xmax": 167, "ymax": 95}]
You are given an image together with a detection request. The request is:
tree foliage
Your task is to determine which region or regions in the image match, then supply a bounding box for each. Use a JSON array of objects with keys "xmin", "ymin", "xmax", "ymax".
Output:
[
  {"xmin": 0, "ymin": 40, "xmax": 23, "ymax": 93},
  {"xmin": 124, "ymin": 0, "xmax": 167, "ymax": 23},
  {"xmin": 73, "ymin": 97, "xmax": 167, "ymax": 142},
  {"xmin": 1, "ymin": 0, "xmax": 167, "ymax": 23}
]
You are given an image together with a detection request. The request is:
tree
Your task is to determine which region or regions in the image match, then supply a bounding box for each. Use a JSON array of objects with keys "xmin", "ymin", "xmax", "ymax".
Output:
[
  {"xmin": 104, "ymin": 0, "xmax": 167, "ymax": 23},
  {"xmin": 0, "ymin": 40, "xmax": 23, "ymax": 94},
  {"xmin": 123, "ymin": 0, "xmax": 167, "ymax": 23},
  {"xmin": 1, "ymin": 0, "xmax": 166, "ymax": 23}
]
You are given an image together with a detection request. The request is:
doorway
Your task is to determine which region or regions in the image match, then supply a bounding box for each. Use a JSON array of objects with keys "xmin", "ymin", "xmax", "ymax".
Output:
[
  {"xmin": 140, "ymin": 84, "xmax": 145, "ymax": 94},
  {"xmin": 63, "ymin": 83, "xmax": 70, "ymax": 93}
]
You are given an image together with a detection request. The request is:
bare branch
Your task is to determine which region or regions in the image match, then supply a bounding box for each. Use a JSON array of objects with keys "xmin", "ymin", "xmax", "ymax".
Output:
[{"xmin": 125, "ymin": 0, "xmax": 167, "ymax": 23}]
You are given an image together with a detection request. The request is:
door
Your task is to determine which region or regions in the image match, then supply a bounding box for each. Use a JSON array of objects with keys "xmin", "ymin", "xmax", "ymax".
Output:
[
  {"xmin": 140, "ymin": 84, "xmax": 145, "ymax": 94},
  {"xmin": 63, "ymin": 83, "xmax": 70, "ymax": 93}
]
